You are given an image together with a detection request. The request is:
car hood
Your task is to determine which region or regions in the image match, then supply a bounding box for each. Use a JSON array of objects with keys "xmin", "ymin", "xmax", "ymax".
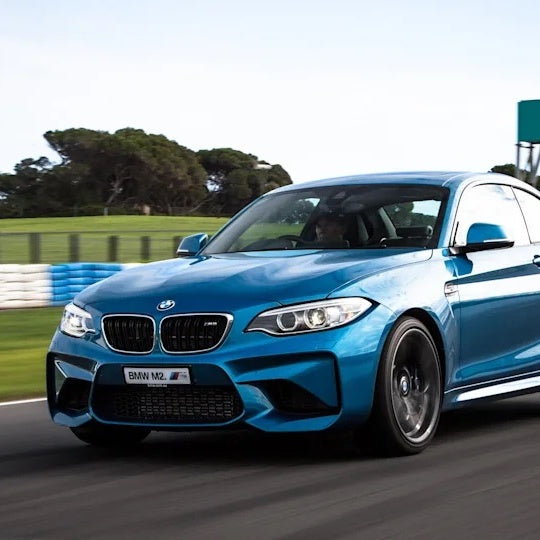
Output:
[{"xmin": 77, "ymin": 249, "xmax": 432, "ymax": 312}]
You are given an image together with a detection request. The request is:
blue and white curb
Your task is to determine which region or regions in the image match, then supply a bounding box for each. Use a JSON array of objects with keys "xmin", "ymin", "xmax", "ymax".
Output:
[{"xmin": 0, "ymin": 263, "xmax": 140, "ymax": 309}]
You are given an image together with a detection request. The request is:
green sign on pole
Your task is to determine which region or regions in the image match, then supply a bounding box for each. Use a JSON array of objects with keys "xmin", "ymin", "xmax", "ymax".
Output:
[{"xmin": 518, "ymin": 100, "xmax": 540, "ymax": 143}]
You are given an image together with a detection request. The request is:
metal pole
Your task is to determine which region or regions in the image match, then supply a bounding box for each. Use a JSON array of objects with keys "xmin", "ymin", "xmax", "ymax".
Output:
[
  {"xmin": 532, "ymin": 144, "xmax": 540, "ymax": 188},
  {"xmin": 529, "ymin": 143, "xmax": 535, "ymax": 184},
  {"xmin": 516, "ymin": 143, "xmax": 521, "ymax": 180},
  {"xmin": 141, "ymin": 236, "xmax": 150, "ymax": 261},
  {"xmin": 108, "ymin": 235, "xmax": 119, "ymax": 262},
  {"xmin": 29, "ymin": 233, "xmax": 41, "ymax": 264},
  {"xmin": 69, "ymin": 234, "xmax": 80, "ymax": 262}
]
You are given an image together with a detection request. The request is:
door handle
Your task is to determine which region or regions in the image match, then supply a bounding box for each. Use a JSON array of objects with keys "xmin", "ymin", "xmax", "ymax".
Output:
[{"xmin": 533, "ymin": 255, "xmax": 540, "ymax": 267}]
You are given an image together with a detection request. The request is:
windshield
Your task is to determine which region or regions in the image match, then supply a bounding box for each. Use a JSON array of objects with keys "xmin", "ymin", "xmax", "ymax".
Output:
[{"xmin": 203, "ymin": 184, "xmax": 448, "ymax": 254}]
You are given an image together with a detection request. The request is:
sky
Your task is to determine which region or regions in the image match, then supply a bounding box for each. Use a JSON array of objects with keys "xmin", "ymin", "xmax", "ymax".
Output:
[{"xmin": 1, "ymin": 0, "xmax": 539, "ymax": 183}]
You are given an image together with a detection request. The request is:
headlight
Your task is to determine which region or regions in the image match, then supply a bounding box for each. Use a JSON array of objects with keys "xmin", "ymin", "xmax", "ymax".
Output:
[
  {"xmin": 60, "ymin": 303, "xmax": 95, "ymax": 338},
  {"xmin": 246, "ymin": 298, "xmax": 372, "ymax": 336}
]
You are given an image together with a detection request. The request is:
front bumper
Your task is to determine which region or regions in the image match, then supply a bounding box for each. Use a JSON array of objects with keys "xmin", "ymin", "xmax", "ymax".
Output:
[{"xmin": 47, "ymin": 304, "xmax": 395, "ymax": 433}]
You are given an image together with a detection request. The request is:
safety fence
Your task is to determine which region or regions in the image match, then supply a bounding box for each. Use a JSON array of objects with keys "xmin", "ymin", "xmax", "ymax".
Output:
[
  {"xmin": 0, "ymin": 263, "xmax": 139, "ymax": 309},
  {"xmin": 0, "ymin": 231, "xmax": 184, "ymax": 264}
]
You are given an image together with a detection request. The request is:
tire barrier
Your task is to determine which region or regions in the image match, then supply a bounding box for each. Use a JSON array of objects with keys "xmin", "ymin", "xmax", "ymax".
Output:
[
  {"xmin": 0, "ymin": 264, "xmax": 51, "ymax": 309},
  {"xmin": 0, "ymin": 263, "xmax": 139, "ymax": 309}
]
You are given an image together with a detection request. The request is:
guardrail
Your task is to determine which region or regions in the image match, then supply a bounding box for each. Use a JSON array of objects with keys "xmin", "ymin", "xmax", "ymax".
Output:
[{"xmin": 0, "ymin": 263, "xmax": 139, "ymax": 309}]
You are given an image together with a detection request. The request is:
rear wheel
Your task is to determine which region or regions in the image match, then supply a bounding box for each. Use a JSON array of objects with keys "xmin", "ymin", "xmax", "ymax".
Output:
[
  {"xmin": 70, "ymin": 421, "xmax": 151, "ymax": 448},
  {"xmin": 363, "ymin": 317, "xmax": 442, "ymax": 455}
]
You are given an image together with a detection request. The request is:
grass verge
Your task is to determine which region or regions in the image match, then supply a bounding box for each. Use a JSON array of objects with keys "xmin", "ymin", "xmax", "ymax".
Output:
[
  {"xmin": 0, "ymin": 215, "xmax": 229, "ymax": 233},
  {"xmin": 0, "ymin": 307, "xmax": 63, "ymax": 401}
]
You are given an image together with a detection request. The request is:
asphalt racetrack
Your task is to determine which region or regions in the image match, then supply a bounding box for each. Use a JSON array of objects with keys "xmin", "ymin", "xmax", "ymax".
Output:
[{"xmin": 1, "ymin": 397, "xmax": 540, "ymax": 539}]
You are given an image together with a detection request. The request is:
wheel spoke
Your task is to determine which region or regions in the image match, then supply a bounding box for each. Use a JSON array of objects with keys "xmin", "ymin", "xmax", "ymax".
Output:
[{"xmin": 394, "ymin": 397, "xmax": 414, "ymax": 433}]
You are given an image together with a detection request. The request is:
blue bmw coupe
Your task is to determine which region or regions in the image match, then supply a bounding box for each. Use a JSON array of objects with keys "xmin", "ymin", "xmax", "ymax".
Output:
[{"xmin": 47, "ymin": 171, "xmax": 540, "ymax": 454}]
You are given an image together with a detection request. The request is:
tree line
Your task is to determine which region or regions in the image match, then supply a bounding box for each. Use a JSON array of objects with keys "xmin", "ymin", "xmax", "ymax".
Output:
[
  {"xmin": 0, "ymin": 128, "xmax": 292, "ymax": 218},
  {"xmin": 0, "ymin": 128, "xmax": 536, "ymax": 220},
  {"xmin": 490, "ymin": 163, "xmax": 539, "ymax": 186}
]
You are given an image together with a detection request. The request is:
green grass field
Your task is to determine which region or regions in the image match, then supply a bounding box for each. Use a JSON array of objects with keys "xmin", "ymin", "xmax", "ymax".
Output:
[
  {"xmin": 0, "ymin": 215, "xmax": 229, "ymax": 233},
  {"xmin": 0, "ymin": 307, "xmax": 63, "ymax": 401},
  {"xmin": 0, "ymin": 215, "xmax": 229, "ymax": 263}
]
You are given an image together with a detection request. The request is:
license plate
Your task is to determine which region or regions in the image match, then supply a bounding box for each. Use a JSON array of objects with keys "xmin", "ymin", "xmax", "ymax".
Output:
[{"xmin": 123, "ymin": 367, "xmax": 191, "ymax": 385}]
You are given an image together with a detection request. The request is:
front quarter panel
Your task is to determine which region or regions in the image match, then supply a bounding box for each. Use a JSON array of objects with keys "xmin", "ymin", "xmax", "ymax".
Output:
[{"xmin": 329, "ymin": 249, "xmax": 460, "ymax": 395}]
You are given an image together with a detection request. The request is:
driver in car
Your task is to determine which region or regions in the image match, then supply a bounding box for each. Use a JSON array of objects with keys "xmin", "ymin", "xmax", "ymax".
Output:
[{"xmin": 315, "ymin": 213, "xmax": 347, "ymax": 243}]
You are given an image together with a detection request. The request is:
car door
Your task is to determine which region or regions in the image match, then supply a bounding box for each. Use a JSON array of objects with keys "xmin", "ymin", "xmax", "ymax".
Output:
[{"xmin": 451, "ymin": 183, "xmax": 540, "ymax": 386}]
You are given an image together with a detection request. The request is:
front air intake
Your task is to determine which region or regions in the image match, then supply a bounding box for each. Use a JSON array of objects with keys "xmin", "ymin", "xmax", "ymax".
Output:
[{"xmin": 92, "ymin": 384, "xmax": 243, "ymax": 424}]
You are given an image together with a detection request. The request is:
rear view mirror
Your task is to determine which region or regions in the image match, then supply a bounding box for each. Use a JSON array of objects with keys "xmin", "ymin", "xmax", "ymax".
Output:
[{"xmin": 176, "ymin": 233, "xmax": 209, "ymax": 257}]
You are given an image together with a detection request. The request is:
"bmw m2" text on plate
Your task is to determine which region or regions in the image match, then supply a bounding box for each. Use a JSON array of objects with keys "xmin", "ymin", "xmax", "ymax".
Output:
[{"xmin": 123, "ymin": 367, "xmax": 191, "ymax": 385}]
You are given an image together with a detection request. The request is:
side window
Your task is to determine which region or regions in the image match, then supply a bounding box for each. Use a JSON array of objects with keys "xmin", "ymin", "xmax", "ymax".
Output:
[
  {"xmin": 454, "ymin": 184, "xmax": 529, "ymax": 246},
  {"xmin": 514, "ymin": 188, "xmax": 540, "ymax": 243},
  {"xmin": 383, "ymin": 200, "xmax": 442, "ymax": 229}
]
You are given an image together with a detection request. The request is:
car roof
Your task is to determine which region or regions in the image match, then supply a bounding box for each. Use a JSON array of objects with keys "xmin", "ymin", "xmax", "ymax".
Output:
[{"xmin": 273, "ymin": 171, "xmax": 534, "ymax": 194}]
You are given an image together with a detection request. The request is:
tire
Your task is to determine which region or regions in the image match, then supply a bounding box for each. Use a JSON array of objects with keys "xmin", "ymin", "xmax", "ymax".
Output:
[
  {"xmin": 363, "ymin": 317, "xmax": 442, "ymax": 456},
  {"xmin": 70, "ymin": 420, "xmax": 151, "ymax": 448}
]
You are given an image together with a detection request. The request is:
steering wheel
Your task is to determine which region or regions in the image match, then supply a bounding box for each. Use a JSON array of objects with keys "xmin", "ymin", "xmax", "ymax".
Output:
[{"xmin": 276, "ymin": 234, "xmax": 304, "ymax": 248}]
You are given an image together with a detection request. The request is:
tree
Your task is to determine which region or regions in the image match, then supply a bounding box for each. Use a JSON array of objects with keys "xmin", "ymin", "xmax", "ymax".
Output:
[
  {"xmin": 490, "ymin": 164, "xmax": 518, "ymax": 178},
  {"xmin": 43, "ymin": 128, "xmax": 209, "ymax": 214},
  {"xmin": 0, "ymin": 157, "xmax": 66, "ymax": 217},
  {"xmin": 197, "ymin": 148, "xmax": 256, "ymax": 192},
  {"xmin": 283, "ymin": 199, "xmax": 316, "ymax": 223},
  {"xmin": 490, "ymin": 163, "xmax": 540, "ymax": 187},
  {"xmin": 197, "ymin": 148, "xmax": 292, "ymax": 214},
  {"xmin": 0, "ymin": 130, "xmax": 293, "ymax": 217},
  {"xmin": 0, "ymin": 172, "xmax": 21, "ymax": 217}
]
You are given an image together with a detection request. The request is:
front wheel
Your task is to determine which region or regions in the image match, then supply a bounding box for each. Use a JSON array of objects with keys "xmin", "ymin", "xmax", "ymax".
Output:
[
  {"xmin": 70, "ymin": 421, "xmax": 151, "ymax": 448},
  {"xmin": 364, "ymin": 317, "xmax": 442, "ymax": 456}
]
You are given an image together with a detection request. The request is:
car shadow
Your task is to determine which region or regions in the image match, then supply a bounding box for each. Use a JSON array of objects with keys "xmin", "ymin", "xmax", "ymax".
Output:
[
  {"xmin": 76, "ymin": 394, "xmax": 540, "ymax": 464},
  {"xmin": 4, "ymin": 395, "xmax": 538, "ymax": 477},
  {"xmin": 435, "ymin": 394, "xmax": 540, "ymax": 441}
]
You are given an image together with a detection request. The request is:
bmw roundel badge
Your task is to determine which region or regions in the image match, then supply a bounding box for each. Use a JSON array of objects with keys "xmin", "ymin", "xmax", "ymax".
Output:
[{"xmin": 157, "ymin": 299, "xmax": 175, "ymax": 311}]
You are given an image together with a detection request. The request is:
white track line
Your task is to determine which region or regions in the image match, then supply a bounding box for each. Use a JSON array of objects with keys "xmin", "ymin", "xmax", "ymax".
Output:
[{"xmin": 0, "ymin": 397, "xmax": 46, "ymax": 407}]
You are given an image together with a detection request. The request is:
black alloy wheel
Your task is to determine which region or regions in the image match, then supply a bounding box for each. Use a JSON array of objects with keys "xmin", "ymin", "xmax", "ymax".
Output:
[{"xmin": 363, "ymin": 316, "xmax": 442, "ymax": 456}]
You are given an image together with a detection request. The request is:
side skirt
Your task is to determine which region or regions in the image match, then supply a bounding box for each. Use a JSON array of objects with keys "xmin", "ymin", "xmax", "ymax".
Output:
[{"xmin": 443, "ymin": 371, "xmax": 540, "ymax": 409}]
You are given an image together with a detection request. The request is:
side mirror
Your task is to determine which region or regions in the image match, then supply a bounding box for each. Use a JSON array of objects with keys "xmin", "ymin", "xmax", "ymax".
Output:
[
  {"xmin": 176, "ymin": 233, "xmax": 209, "ymax": 257},
  {"xmin": 450, "ymin": 222, "xmax": 514, "ymax": 255}
]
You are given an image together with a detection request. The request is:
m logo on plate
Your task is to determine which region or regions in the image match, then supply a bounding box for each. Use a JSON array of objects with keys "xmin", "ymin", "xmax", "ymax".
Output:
[{"xmin": 157, "ymin": 299, "xmax": 175, "ymax": 311}]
